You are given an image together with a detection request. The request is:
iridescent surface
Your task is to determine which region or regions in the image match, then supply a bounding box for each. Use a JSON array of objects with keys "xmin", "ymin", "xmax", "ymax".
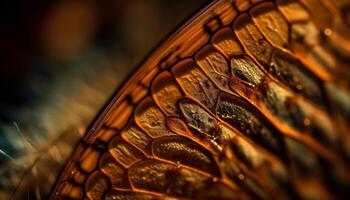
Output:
[{"xmin": 52, "ymin": 0, "xmax": 350, "ymax": 199}]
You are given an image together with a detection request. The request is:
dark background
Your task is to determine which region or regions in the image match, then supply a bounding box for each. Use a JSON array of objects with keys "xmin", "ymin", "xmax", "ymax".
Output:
[{"xmin": 1, "ymin": 0, "xmax": 209, "ymax": 125}]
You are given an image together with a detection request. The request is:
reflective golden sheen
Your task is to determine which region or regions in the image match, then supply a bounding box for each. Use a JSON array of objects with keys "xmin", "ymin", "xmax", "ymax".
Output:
[{"xmin": 52, "ymin": 0, "xmax": 350, "ymax": 199}]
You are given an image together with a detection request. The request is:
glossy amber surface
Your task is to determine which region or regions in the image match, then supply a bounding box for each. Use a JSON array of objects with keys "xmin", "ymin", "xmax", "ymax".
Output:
[{"xmin": 52, "ymin": 0, "xmax": 350, "ymax": 199}]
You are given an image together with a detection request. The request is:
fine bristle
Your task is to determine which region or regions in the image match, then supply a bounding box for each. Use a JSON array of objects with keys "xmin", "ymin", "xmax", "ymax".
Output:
[{"xmin": 0, "ymin": 63, "xmax": 122, "ymax": 199}]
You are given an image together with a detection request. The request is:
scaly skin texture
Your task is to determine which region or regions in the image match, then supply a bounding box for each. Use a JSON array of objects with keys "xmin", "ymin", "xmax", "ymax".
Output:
[{"xmin": 52, "ymin": 0, "xmax": 350, "ymax": 199}]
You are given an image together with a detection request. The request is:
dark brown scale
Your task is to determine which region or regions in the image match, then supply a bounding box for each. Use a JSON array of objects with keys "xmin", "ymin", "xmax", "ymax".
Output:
[
  {"xmin": 215, "ymin": 92, "xmax": 288, "ymax": 162},
  {"xmin": 51, "ymin": 0, "xmax": 350, "ymax": 199},
  {"xmin": 270, "ymin": 49, "xmax": 327, "ymax": 108},
  {"xmin": 151, "ymin": 136, "xmax": 221, "ymax": 176}
]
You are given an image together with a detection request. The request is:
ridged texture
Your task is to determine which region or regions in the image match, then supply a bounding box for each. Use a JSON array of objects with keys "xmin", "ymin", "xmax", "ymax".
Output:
[{"xmin": 52, "ymin": 0, "xmax": 350, "ymax": 199}]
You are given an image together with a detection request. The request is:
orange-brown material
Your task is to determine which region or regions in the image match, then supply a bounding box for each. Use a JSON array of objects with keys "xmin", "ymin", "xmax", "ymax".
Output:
[{"xmin": 51, "ymin": 0, "xmax": 350, "ymax": 199}]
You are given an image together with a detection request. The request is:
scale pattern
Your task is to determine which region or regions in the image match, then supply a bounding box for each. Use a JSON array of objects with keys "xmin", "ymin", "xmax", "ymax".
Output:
[{"xmin": 51, "ymin": 0, "xmax": 350, "ymax": 199}]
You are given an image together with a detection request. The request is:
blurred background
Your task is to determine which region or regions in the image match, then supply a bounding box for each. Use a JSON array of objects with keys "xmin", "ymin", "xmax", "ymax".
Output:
[{"xmin": 0, "ymin": 0, "xmax": 209, "ymax": 198}]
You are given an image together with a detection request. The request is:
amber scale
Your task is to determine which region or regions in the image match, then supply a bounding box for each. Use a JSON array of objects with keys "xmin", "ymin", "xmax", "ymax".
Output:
[{"xmin": 51, "ymin": 0, "xmax": 350, "ymax": 199}]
